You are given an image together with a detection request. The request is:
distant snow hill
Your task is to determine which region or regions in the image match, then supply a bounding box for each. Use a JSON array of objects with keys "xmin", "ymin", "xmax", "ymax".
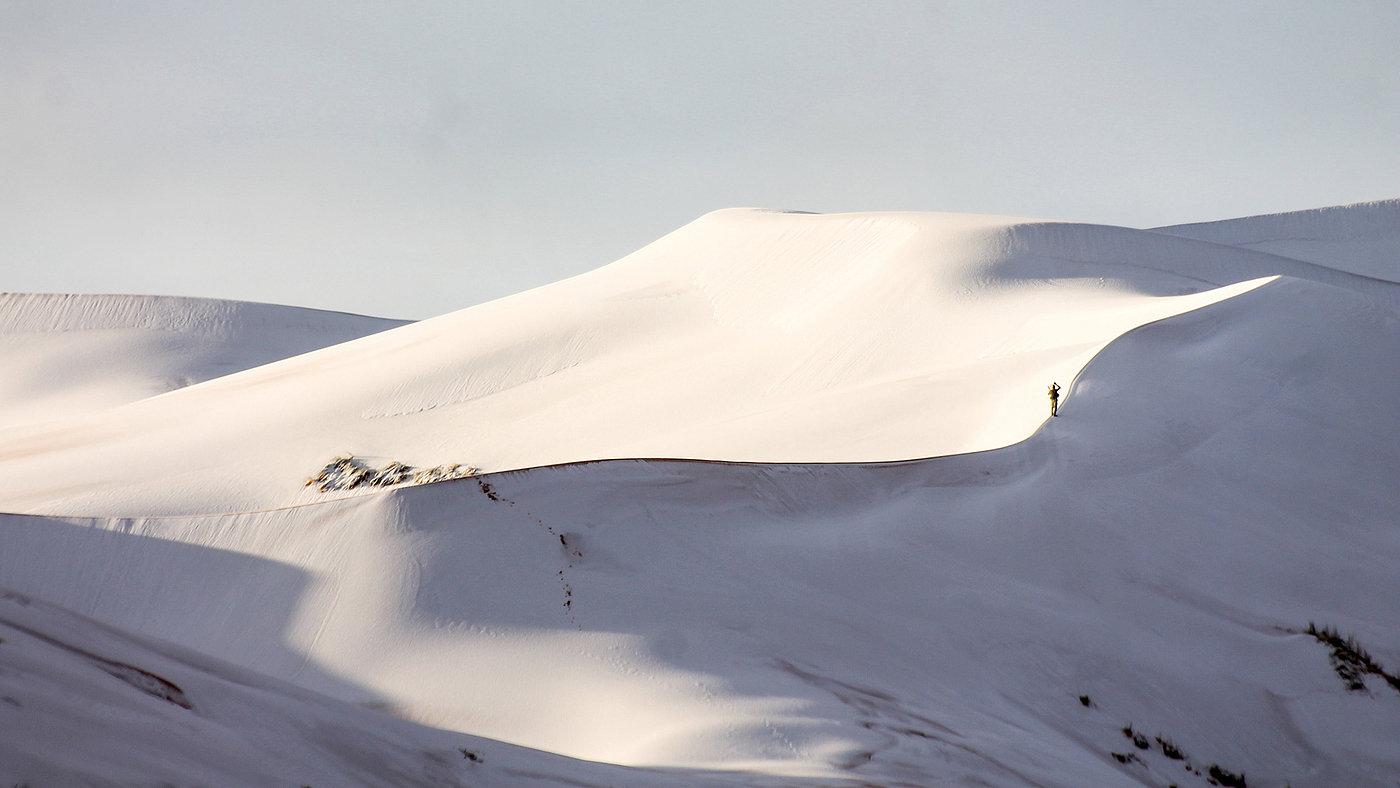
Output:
[
  {"xmin": 0, "ymin": 293, "xmax": 407, "ymax": 431},
  {"xmin": 1153, "ymin": 198, "xmax": 1400, "ymax": 282},
  {"xmin": 1, "ymin": 200, "xmax": 1398, "ymax": 787}
]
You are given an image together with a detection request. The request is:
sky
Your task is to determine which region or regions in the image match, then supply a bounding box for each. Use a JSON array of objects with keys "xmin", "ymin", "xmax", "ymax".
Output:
[{"xmin": 2, "ymin": 1, "xmax": 1398, "ymax": 319}]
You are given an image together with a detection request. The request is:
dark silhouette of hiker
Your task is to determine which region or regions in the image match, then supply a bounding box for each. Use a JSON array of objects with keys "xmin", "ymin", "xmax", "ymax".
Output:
[{"xmin": 1048, "ymin": 382, "xmax": 1061, "ymax": 417}]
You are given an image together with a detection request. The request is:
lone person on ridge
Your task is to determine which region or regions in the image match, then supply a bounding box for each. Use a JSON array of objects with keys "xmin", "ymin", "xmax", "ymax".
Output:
[{"xmin": 1048, "ymin": 382, "xmax": 1061, "ymax": 417}]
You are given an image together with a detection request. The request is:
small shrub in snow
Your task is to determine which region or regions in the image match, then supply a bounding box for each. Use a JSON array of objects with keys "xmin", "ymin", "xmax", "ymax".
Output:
[
  {"xmin": 1207, "ymin": 763, "xmax": 1246, "ymax": 787},
  {"xmin": 1120, "ymin": 724, "xmax": 1149, "ymax": 748},
  {"xmin": 476, "ymin": 479, "xmax": 504, "ymax": 501},
  {"xmin": 308, "ymin": 456, "xmax": 374, "ymax": 491},
  {"xmin": 307, "ymin": 456, "xmax": 476, "ymax": 493},
  {"xmin": 412, "ymin": 463, "xmax": 476, "ymax": 485},
  {"xmin": 1156, "ymin": 734, "xmax": 1185, "ymax": 760},
  {"xmin": 369, "ymin": 461, "xmax": 413, "ymax": 487},
  {"xmin": 1111, "ymin": 751, "xmax": 1142, "ymax": 765},
  {"xmin": 1305, "ymin": 622, "xmax": 1400, "ymax": 695}
]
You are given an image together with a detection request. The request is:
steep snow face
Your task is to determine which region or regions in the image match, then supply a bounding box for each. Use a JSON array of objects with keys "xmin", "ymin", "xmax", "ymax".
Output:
[
  {"xmin": 0, "ymin": 208, "xmax": 1385, "ymax": 516},
  {"xmin": 2, "ymin": 275, "xmax": 1398, "ymax": 785},
  {"xmin": 1152, "ymin": 198, "xmax": 1400, "ymax": 282},
  {"xmin": 0, "ymin": 293, "xmax": 406, "ymax": 431}
]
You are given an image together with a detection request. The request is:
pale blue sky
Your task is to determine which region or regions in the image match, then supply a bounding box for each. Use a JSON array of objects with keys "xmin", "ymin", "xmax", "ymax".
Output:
[{"xmin": 3, "ymin": 1, "xmax": 1397, "ymax": 318}]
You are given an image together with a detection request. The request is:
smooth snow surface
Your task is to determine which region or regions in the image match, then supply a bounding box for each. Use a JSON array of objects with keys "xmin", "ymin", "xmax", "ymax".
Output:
[
  {"xmin": 0, "ymin": 591, "xmax": 812, "ymax": 788},
  {"xmin": 2, "ymin": 207, "xmax": 1394, "ymax": 516},
  {"xmin": 1154, "ymin": 198, "xmax": 1400, "ymax": 282},
  {"xmin": 0, "ymin": 293, "xmax": 406, "ymax": 431},
  {"xmin": 2, "ymin": 201, "xmax": 1399, "ymax": 786}
]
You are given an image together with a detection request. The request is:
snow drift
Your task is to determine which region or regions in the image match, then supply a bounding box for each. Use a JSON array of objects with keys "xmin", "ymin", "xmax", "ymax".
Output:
[{"xmin": 1, "ymin": 200, "xmax": 1399, "ymax": 786}]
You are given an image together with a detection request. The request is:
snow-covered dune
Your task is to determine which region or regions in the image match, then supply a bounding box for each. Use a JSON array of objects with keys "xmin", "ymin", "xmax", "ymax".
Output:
[
  {"xmin": 1152, "ymin": 198, "xmax": 1400, "ymax": 282},
  {"xmin": 0, "ymin": 591, "xmax": 804, "ymax": 788},
  {"xmin": 0, "ymin": 293, "xmax": 406, "ymax": 431},
  {"xmin": 0, "ymin": 208, "xmax": 1391, "ymax": 516},
  {"xmin": 2, "ymin": 202, "xmax": 1398, "ymax": 786},
  {"xmin": 2, "ymin": 270, "xmax": 1398, "ymax": 785}
]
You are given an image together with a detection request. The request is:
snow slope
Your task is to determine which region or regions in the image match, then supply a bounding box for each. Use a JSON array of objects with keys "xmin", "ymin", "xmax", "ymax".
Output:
[
  {"xmin": 0, "ymin": 293, "xmax": 406, "ymax": 431},
  {"xmin": 1153, "ymin": 198, "xmax": 1400, "ymax": 282},
  {"xmin": 4, "ymin": 253, "xmax": 1400, "ymax": 783},
  {"xmin": 0, "ymin": 208, "xmax": 1393, "ymax": 516},
  {"xmin": 1, "ymin": 202, "xmax": 1398, "ymax": 786},
  {"xmin": 0, "ymin": 590, "xmax": 817, "ymax": 788}
]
